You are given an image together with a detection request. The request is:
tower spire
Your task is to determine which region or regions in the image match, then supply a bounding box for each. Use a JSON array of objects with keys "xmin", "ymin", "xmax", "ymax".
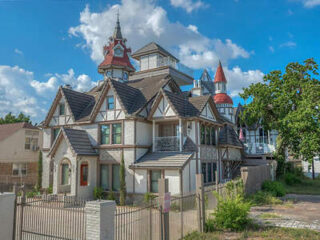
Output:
[{"xmin": 113, "ymin": 9, "xmax": 123, "ymax": 39}]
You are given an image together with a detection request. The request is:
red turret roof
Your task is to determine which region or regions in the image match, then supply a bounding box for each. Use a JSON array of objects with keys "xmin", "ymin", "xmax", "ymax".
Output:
[
  {"xmin": 214, "ymin": 61, "xmax": 227, "ymax": 83},
  {"xmin": 98, "ymin": 39, "xmax": 135, "ymax": 73},
  {"xmin": 213, "ymin": 93, "xmax": 233, "ymax": 104}
]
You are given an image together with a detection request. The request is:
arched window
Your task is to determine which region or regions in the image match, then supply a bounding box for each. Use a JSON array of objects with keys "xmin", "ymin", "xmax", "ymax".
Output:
[
  {"xmin": 80, "ymin": 162, "xmax": 89, "ymax": 186},
  {"xmin": 61, "ymin": 160, "xmax": 70, "ymax": 185}
]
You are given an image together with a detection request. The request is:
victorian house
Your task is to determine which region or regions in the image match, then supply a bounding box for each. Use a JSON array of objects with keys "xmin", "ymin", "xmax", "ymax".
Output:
[{"xmin": 41, "ymin": 16, "xmax": 243, "ymax": 199}]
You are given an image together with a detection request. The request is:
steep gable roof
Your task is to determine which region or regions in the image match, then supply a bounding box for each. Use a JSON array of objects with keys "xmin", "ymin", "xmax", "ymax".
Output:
[
  {"xmin": 48, "ymin": 127, "xmax": 97, "ymax": 157},
  {"xmin": 219, "ymin": 124, "xmax": 243, "ymax": 148},
  {"xmin": 0, "ymin": 122, "xmax": 38, "ymax": 142}
]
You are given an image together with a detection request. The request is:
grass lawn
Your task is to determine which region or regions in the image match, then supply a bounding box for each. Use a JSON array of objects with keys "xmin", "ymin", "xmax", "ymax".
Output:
[
  {"xmin": 184, "ymin": 226, "xmax": 320, "ymax": 240},
  {"xmin": 280, "ymin": 177, "xmax": 320, "ymax": 195}
]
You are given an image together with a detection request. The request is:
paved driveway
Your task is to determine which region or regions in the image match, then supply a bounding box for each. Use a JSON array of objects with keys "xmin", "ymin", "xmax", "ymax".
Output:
[{"xmin": 250, "ymin": 194, "xmax": 320, "ymax": 231}]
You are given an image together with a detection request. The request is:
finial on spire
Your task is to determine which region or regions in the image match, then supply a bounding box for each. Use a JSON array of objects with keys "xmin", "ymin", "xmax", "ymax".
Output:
[{"xmin": 113, "ymin": 8, "xmax": 123, "ymax": 39}]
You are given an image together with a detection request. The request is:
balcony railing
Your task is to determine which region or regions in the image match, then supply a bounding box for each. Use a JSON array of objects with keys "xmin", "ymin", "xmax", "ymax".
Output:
[
  {"xmin": 157, "ymin": 57, "xmax": 194, "ymax": 77},
  {"xmin": 154, "ymin": 136, "xmax": 180, "ymax": 152},
  {"xmin": 244, "ymin": 143, "xmax": 276, "ymax": 155}
]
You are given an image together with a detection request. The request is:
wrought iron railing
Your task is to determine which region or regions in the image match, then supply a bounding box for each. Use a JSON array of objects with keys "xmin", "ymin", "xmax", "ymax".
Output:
[{"xmin": 154, "ymin": 136, "xmax": 180, "ymax": 152}]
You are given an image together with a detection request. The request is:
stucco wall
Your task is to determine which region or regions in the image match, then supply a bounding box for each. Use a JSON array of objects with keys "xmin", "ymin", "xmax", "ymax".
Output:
[
  {"xmin": 0, "ymin": 193, "xmax": 15, "ymax": 240},
  {"xmin": 124, "ymin": 120, "xmax": 135, "ymax": 145},
  {"xmin": 134, "ymin": 169, "xmax": 147, "ymax": 193},
  {"xmin": 183, "ymin": 164, "xmax": 190, "ymax": 193},
  {"xmin": 200, "ymin": 145, "xmax": 218, "ymax": 161},
  {"xmin": 42, "ymin": 150, "xmax": 51, "ymax": 188},
  {"xmin": 77, "ymin": 156, "xmax": 97, "ymax": 199},
  {"xmin": 136, "ymin": 121, "xmax": 152, "ymax": 145},
  {"xmin": 165, "ymin": 170, "xmax": 180, "ymax": 195},
  {"xmin": 302, "ymin": 156, "xmax": 320, "ymax": 178},
  {"xmin": 75, "ymin": 124, "xmax": 98, "ymax": 146},
  {"xmin": 0, "ymin": 129, "xmax": 40, "ymax": 163}
]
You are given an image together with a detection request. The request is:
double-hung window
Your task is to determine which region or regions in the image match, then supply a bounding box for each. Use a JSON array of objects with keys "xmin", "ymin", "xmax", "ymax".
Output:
[
  {"xmin": 12, "ymin": 163, "xmax": 27, "ymax": 176},
  {"xmin": 150, "ymin": 170, "xmax": 161, "ymax": 193},
  {"xmin": 100, "ymin": 123, "xmax": 122, "ymax": 145},
  {"xmin": 25, "ymin": 137, "xmax": 31, "ymax": 150}
]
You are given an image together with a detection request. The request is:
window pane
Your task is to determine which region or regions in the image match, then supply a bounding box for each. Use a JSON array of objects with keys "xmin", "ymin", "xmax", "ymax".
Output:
[
  {"xmin": 151, "ymin": 170, "xmax": 161, "ymax": 193},
  {"xmin": 59, "ymin": 103, "xmax": 65, "ymax": 115},
  {"xmin": 211, "ymin": 128, "xmax": 216, "ymax": 145},
  {"xmin": 207, "ymin": 163, "xmax": 212, "ymax": 182},
  {"xmin": 61, "ymin": 164, "xmax": 69, "ymax": 185},
  {"xmin": 53, "ymin": 129, "xmax": 60, "ymax": 141},
  {"xmin": 200, "ymin": 125, "xmax": 205, "ymax": 145},
  {"xmin": 20, "ymin": 164, "xmax": 27, "ymax": 176},
  {"xmin": 107, "ymin": 97, "xmax": 114, "ymax": 110},
  {"xmin": 101, "ymin": 125, "xmax": 110, "ymax": 144},
  {"xmin": 205, "ymin": 126, "xmax": 210, "ymax": 145},
  {"xmin": 112, "ymin": 165, "xmax": 120, "ymax": 191},
  {"xmin": 100, "ymin": 165, "xmax": 109, "ymax": 190},
  {"xmin": 112, "ymin": 124, "xmax": 122, "ymax": 144},
  {"xmin": 201, "ymin": 163, "xmax": 207, "ymax": 183},
  {"xmin": 12, "ymin": 164, "xmax": 19, "ymax": 175},
  {"xmin": 81, "ymin": 164, "xmax": 88, "ymax": 186},
  {"xmin": 25, "ymin": 137, "xmax": 31, "ymax": 150},
  {"xmin": 212, "ymin": 163, "xmax": 217, "ymax": 182}
]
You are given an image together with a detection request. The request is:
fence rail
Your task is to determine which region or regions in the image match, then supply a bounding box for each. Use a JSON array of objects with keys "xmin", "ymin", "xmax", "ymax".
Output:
[{"xmin": 14, "ymin": 194, "xmax": 86, "ymax": 240}]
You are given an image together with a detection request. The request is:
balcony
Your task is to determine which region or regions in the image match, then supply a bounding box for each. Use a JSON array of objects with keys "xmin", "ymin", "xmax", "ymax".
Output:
[
  {"xmin": 244, "ymin": 143, "xmax": 276, "ymax": 155},
  {"xmin": 157, "ymin": 57, "xmax": 194, "ymax": 78},
  {"xmin": 154, "ymin": 136, "xmax": 180, "ymax": 152}
]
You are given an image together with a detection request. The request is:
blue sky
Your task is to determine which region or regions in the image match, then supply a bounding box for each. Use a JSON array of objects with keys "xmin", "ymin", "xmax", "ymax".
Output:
[{"xmin": 0, "ymin": 0, "xmax": 319, "ymax": 123}]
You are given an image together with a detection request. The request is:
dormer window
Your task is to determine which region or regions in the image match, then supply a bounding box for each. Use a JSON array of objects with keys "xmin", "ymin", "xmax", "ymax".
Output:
[
  {"xmin": 59, "ymin": 103, "xmax": 65, "ymax": 115},
  {"xmin": 114, "ymin": 46, "xmax": 123, "ymax": 57}
]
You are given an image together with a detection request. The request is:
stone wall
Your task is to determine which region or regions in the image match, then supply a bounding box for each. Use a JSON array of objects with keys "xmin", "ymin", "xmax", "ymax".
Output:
[{"xmin": 241, "ymin": 165, "xmax": 271, "ymax": 194}]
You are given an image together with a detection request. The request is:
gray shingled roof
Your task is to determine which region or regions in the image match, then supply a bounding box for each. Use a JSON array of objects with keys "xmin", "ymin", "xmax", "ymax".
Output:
[
  {"xmin": 132, "ymin": 42, "xmax": 179, "ymax": 61},
  {"xmin": 183, "ymin": 137, "xmax": 198, "ymax": 152},
  {"xmin": 219, "ymin": 125, "xmax": 243, "ymax": 148},
  {"xmin": 61, "ymin": 87, "xmax": 95, "ymax": 121},
  {"xmin": 132, "ymin": 152, "xmax": 194, "ymax": 169},
  {"xmin": 49, "ymin": 128, "xmax": 97, "ymax": 156}
]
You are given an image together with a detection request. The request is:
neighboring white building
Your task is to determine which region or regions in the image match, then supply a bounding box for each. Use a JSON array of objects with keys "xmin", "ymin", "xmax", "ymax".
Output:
[{"xmin": 41, "ymin": 17, "xmax": 243, "ymax": 199}]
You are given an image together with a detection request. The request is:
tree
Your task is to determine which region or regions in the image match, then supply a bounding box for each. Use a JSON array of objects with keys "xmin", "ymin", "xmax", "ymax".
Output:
[
  {"xmin": 119, "ymin": 151, "xmax": 127, "ymax": 205},
  {"xmin": 0, "ymin": 112, "xmax": 31, "ymax": 124},
  {"xmin": 240, "ymin": 59, "xmax": 320, "ymax": 179},
  {"xmin": 37, "ymin": 151, "xmax": 43, "ymax": 190}
]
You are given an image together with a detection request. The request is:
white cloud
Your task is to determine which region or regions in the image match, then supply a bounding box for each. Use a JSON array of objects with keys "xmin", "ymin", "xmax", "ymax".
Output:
[
  {"xmin": 69, "ymin": 0, "xmax": 251, "ymax": 70},
  {"xmin": 14, "ymin": 48, "xmax": 23, "ymax": 55},
  {"xmin": 0, "ymin": 65, "xmax": 96, "ymax": 123},
  {"xmin": 224, "ymin": 66, "xmax": 265, "ymax": 97},
  {"xmin": 269, "ymin": 46, "xmax": 275, "ymax": 53},
  {"xmin": 298, "ymin": 0, "xmax": 320, "ymax": 8},
  {"xmin": 170, "ymin": 0, "xmax": 208, "ymax": 13},
  {"xmin": 280, "ymin": 41, "xmax": 297, "ymax": 48}
]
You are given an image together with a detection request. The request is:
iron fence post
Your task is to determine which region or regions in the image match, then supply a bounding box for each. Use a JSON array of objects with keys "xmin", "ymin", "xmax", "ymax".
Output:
[{"xmin": 19, "ymin": 185, "xmax": 25, "ymax": 240}]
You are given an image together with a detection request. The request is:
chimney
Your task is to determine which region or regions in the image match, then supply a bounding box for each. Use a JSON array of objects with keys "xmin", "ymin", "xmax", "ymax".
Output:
[{"xmin": 191, "ymin": 79, "xmax": 202, "ymax": 97}]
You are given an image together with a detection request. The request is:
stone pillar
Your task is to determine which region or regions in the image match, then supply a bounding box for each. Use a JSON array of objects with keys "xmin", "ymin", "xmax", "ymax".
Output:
[
  {"xmin": 85, "ymin": 200, "xmax": 116, "ymax": 240},
  {"xmin": 0, "ymin": 193, "xmax": 15, "ymax": 240}
]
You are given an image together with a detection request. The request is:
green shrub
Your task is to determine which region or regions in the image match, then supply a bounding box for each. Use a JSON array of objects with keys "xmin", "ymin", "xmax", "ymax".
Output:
[
  {"xmin": 262, "ymin": 180, "xmax": 286, "ymax": 197},
  {"xmin": 143, "ymin": 192, "xmax": 156, "ymax": 204},
  {"xmin": 47, "ymin": 185, "xmax": 53, "ymax": 194},
  {"xmin": 107, "ymin": 191, "xmax": 116, "ymax": 201},
  {"xmin": 284, "ymin": 173, "xmax": 302, "ymax": 185},
  {"xmin": 212, "ymin": 193, "xmax": 251, "ymax": 231},
  {"xmin": 93, "ymin": 187, "xmax": 104, "ymax": 200},
  {"xmin": 204, "ymin": 218, "xmax": 216, "ymax": 232},
  {"xmin": 248, "ymin": 191, "xmax": 282, "ymax": 206}
]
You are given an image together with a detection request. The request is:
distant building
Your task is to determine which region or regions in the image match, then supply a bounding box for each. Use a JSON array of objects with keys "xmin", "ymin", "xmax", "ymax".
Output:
[{"xmin": 0, "ymin": 122, "xmax": 41, "ymax": 190}]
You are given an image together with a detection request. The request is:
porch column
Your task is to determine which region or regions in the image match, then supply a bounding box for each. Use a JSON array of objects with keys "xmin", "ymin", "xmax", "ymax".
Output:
[
  {"xmin": 152, "ymin": 120, "xmax": 155, "ymax": 152},
  {"xmin": 179, "ymin": 118, "xmax": 183, "ymax": 152}
]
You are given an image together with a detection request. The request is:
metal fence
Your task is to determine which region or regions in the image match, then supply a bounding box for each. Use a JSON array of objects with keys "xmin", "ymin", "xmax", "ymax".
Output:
[
  {"xmin": 114, "ymin": 202, "xmax": 161, "ymax": 240},
  {"xmin": 14, "ymin": 194, "xmax": 86, "ymax": 240}
]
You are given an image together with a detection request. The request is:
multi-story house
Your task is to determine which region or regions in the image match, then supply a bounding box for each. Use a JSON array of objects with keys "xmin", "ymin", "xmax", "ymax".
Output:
[
  {"xmin": 0, "ymin": 122, "xmax": 41, "ymax": 190},
  {"xmin": 41, "ymin": 16, "xmax": 243, "ymax": 199}
]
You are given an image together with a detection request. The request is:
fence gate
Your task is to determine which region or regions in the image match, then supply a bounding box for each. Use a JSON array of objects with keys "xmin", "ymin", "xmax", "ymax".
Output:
[
  {"xmin": 14, "ymin": 194, "xmax": 86, "ymax": 240},
  {"xmin": 114, "ymin": 202, "xmax": 161, "ymax": 240}
]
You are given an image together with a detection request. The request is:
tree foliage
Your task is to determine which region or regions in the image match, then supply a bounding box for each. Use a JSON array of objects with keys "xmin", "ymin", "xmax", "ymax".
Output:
[
  {"xmin": 119, "ymin": 151, "xmax": 126, "ymax": 206},
  {"xmin": 0, "ymin": 112, "xmax": 31, "ymax": 124},
  {"xmin": 240, "ymin": 58, "xmax": 320, "ymax": 178}
]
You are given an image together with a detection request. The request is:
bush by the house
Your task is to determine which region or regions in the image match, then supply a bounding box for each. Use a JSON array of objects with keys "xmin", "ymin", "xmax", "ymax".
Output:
[
  {"xmin": 248, "ymin": 191, "xmax": 282, "ymax": 206},
  {"xmin": 284, "ymin": 172, "xmax": 302, "ymax": 185},
  {"xmin": 212, "ymin": 193, "xmax": 251, "ymax": 231},
  {"xmin": 143, "ymin": 192, "xmax": 156, "ymax": 204},
  {"xmin": 93, "ymin": 187, "xmax": 104, "ymax": 200},
  {"xmin": 262, "ymin": 180, "xmax": 286, "ymax": 197},
  {"xmin": 107, "ymin": 191, "xmax": 116, "ymax": 201}
]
